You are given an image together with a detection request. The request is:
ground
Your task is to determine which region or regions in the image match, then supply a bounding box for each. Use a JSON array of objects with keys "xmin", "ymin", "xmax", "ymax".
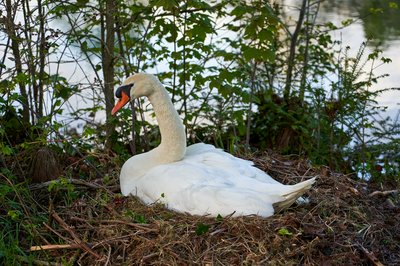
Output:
[{"xmin": 16, "ymin": 151, "xmax": 400, "ymax": 265}]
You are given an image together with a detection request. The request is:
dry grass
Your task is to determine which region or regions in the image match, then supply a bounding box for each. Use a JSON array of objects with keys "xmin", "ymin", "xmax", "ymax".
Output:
[{"xmin": 25, "ymin": 151, "xmax": 400, "ymax": 265}]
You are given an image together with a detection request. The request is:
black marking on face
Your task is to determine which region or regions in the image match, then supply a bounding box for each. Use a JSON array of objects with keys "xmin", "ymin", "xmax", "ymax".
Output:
[{"xmin": 115, "ymin": 83, "xmax": 133, "ymax": 98}]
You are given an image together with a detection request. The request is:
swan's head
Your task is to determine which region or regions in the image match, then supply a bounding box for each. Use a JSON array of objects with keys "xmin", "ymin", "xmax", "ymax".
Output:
[{"xmin": 111, "ymin": 73, "xmax": 158, "ymax": 115}]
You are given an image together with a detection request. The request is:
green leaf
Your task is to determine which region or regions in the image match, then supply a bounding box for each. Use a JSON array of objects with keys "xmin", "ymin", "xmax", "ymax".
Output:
[
  {"xmin": 209, "ymin": 79, "xmax": 221, "ymax": 89},
  {"xmin": 77, "ymin": 0, "xmax": 89, "ymax": 7},
  {"xmin": 0, "ymin": 80, "xmax": 12, "ymax": 93},
  {"xmin": 49, "ymin": 74, "xmax": 67, "ymax": 83},
  {"xmin": 243, "ymin": 47, "xmax": 261, "ymax": 61},
  {"xmin": 258, "ymin": 29, "xmax": 274, "ymax": 42},
  {"xmin": 0, "ymin": 180, "xmax": 13, "ymax": 195},
  {"xmin": 7, "ymin": 210, "xmax": 22, "ymax": 221},
  {"xmin": 83, "ymin": 126, "xmax": 96, "ymax": 137},
  {"xmin": 389, "ymin": 2, "xmax": 398, "ymax": 9},
  {"xmin": 231, "ymin": 5, "xmax": 252, "ymax": 17},
  {"xmin": 81, "ymin": 41, "xmax": 88, "ymax": 52},
  {"xmin": 261, "ymin": 49, "xmax": 275, "ymax": 62},
  {"xmin": 369, "ymin": 7, "xmax": 383, "ymax": 14},
  {"xmin": 134, "ymin": 214, "xmax": 147, "ymax": 224},
  {"xmin": 47, "ymin": 180, "xmax": 58, "ymax": 192},
  {"xmin": 15, "ymin": 72, "xmax": 29, "ymax": 84},
  {"xmin": 381, "ymin": 57, "xmax": 392, "ymax": 63},
  {"xmin": 216, "ymin": 214, "xmax": 224, "ymax": 223},
  {"xmin": 341, "ymin": 19, "xmax": 354, "ymax": 27},
  {"xmin": 54, "ymin": 85, "xmax": 73, "ymax": 100},
  {"xmin": 154, "ymin": 0, "xmax": 179, "ymax": 11},
  {"xmin": 195, "ymin": 223, "xmax": 210, "ymax": 235},
  {"xmin": 191, "ymin": 25, "xmax": 207, "ymax": 41},
  {"xmin": 124, "ymin": 210, "xmax": 135, "ymax": 218},
  {"xmin": 219, "ymin": 69, "xmax": 234, "ymax": 82},
  {"xmin": 278, "ymin": 228, "xmax": 293, "ymax": 236},
  {"xmin": 0, "ymin": 144, "xmax": 13, "ymax": 155}
]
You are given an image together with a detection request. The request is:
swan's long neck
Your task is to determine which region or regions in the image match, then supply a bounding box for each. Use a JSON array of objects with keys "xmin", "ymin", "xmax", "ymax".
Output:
[{"xmin": 147, "ymin": 82, "xmax": 186, "ymax": 163}]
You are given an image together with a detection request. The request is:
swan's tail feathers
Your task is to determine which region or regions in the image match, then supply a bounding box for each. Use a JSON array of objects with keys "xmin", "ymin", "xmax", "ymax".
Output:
[{"xmin": 273, "ymin": 177, "xmax": 316, "ymax": 213}]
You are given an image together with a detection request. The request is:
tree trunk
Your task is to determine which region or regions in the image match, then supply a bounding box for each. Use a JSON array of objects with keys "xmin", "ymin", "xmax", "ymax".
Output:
[
  {"xmin": 245, "ymin": 61, "xmax": 258, "ymax": 149},
  {"xmin": 283, "ymin": 0, "xmax": 307, "ymax": 102},
  {"xmin": 101, "ymin": 0, "xmax": 116, "ymax": 149},
  {"xmin": 299, "ymin": 0, "xmax": 320, "ymax": 102},
  {"xmin": 21, "ymin": 0, "xmax": 37, "ymax": 124},
  {"xmin": 37, "ymin": 0, "xmax": 46, "ymax": 119},
  {"xmin": 5, "ymin": 0, "xmax": 30, "ymax": 125}
]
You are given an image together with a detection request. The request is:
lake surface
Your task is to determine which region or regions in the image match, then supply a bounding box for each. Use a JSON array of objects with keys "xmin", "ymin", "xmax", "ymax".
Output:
[{"xmin": 284, "ymin": 0, "xmax": 400, "ymax": 120}]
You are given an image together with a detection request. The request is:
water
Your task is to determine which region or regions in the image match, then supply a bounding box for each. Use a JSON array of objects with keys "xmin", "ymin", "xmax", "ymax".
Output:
[
  {"xmin": 298, "ymin": 0, "xmax": 400, "ymax": 119},
  {"xmin": 305, "ymin": 0, "xmax": 400, "ymax": 177}
]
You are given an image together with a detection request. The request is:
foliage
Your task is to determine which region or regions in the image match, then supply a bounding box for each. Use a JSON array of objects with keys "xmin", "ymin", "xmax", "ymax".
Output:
[
  {"xmin": 0, "ymin": 171, "xmax": 49, "ymax": 265},
  {"xmin": 0, "ymin": 1, "xmax": 399, "ymax": 179}
]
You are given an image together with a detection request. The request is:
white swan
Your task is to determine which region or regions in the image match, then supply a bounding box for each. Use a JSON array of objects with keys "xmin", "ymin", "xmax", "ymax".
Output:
[{"xmin": 112, "ymin": 73, "xmax": 316, "ymax": 217}]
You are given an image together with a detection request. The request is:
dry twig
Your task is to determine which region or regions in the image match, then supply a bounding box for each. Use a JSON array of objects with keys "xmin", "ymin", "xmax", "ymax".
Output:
[
  {"xmin": 30, "ymin": 244, "xmax": 81, "ymax": 251},
  {"xmin": 368, "ymin": 189, "xmax": 399, "ymax": 197}
]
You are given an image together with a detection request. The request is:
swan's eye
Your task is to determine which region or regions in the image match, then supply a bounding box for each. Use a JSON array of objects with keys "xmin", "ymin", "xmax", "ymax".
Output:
[{"xmin": 115, "ymin": 83, "xmax": 133, "ymax": 98}]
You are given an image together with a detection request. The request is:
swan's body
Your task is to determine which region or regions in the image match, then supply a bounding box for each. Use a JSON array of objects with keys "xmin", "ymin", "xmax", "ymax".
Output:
[{"xmin": 113, "ymin": 73, "xmax": 316, "ymax": 217}]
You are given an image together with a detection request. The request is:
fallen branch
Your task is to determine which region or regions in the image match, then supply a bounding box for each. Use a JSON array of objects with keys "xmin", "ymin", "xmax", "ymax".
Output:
[
  {"xmin": 29, "ymin": 178, "xmax": 118, "ymax": 194},
  {"xmin": 51, "ymin": 211, "xmax": 103, "ymax": 260},
  {"xmin": 30, "ymin": 244, "xmax": 81, "ymax": 251},
  {"xmin": 30, "ymin": 178, "xmax": 103, "ymax": 190},
  {"xmin": 368, "ymin": 189, "xmax": 399, "ymax": 197}
]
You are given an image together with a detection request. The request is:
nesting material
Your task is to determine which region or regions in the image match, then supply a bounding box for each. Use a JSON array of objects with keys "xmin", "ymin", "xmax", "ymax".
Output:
[{"xmin": 25, "ymin": 151, "xmax": 399, "ymax": 265}]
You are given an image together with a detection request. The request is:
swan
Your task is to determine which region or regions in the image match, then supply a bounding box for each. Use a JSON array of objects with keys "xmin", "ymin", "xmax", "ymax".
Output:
[{"xmin": 112, "ymin": 73, "xmax": 316, "ymax": 217}]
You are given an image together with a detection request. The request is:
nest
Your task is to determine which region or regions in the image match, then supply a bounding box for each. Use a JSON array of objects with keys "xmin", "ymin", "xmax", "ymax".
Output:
[{"xmin": 25, "ymin": 151, "xmax": 400, "ymax": 265}]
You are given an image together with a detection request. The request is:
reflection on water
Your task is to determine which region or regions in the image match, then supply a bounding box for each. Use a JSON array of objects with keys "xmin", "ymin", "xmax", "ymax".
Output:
[
  {"xmin": 283, "ymin": 0, "xmax": 400, "ymax": 119},
  {"xmin": 321, "ymin": 0, "xmax": 400, "ymax": 46}
]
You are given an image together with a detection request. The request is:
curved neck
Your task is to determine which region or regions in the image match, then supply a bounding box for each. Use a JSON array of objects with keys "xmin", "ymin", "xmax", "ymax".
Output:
[{"xmin": 148, "ymin": 83, "xmax": 186, "ymax": 163}]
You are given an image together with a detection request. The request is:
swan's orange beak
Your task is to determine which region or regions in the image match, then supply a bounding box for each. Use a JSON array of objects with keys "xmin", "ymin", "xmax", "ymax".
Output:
[{"xmin": 111, "ymin": 91, "xmax": 130, "ymax": 115}]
